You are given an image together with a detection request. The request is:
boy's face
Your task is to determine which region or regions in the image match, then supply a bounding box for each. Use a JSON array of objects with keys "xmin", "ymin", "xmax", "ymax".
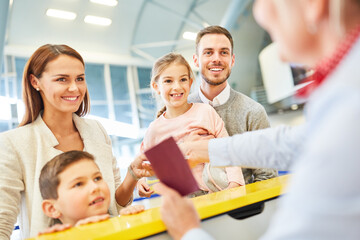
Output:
[{"xmin": 53, "ymin": 159, "xmax": 110, "ymax": 225}]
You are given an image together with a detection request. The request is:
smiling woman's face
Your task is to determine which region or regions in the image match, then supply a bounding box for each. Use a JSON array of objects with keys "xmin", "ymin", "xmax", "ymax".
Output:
[{"xmin": 32, "ymin": 55, "xmax": 87, "ymax": 115}]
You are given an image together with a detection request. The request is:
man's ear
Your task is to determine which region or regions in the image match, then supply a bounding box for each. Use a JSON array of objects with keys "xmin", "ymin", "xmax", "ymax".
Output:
[
  {"xmin": 42, "ymin": 200, "xmax": 62, "ymax": 219},
  {"xmin": 193, "ymin": 54, "xmax": 200, "ymax": 68},
  {"xmin": 151, "ymin": 81, "xmax": 160, "ymax": 95},
  {"xmin": 30, "ymin": 74, "xmax": 40, "ymax": 90},
  {"xmin": 231, "ymin": 53, "xmax": 235, "ymax": 68}
]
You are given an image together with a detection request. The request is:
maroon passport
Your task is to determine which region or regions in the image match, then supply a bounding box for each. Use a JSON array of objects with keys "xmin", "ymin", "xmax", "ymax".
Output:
[{"xmin": 144, "ymin": 137, "xmax": 199, "ymax": 196}]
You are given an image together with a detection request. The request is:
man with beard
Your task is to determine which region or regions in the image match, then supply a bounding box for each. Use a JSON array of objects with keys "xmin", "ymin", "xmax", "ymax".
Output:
[{"xmin": 188, "ymin": 25, "xmax": 277, "ymax": 184}]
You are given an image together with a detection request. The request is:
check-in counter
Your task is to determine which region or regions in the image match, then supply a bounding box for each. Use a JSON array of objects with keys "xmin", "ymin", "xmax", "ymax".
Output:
[{"xmin": 29, "ymin": 175, "xmax": 289, "ymax": 240}]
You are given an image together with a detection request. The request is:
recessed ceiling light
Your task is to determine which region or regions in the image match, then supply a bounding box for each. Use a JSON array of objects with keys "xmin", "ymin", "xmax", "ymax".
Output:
[
  {"xmin": 182, "ymin": 31, "xmax": 197, "ymax": 41},
  {"xmin": 90, "ymin": 0, "xmax": 118, "ymax": 7},
  {"xmin": 46, "ymin": 9, "xmax": 76, "ymax": 20},
  {"xmin": 84, "ymin": 15, "xmax": 112, "ymax": 26}
]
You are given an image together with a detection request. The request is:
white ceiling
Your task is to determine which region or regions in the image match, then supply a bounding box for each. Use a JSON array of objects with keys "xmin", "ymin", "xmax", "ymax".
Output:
[
  {"xmin": 2, "ymin": 0, "xmax": 269, "ymax": 95},
  {"xmin": 4, "ymin": 0, "xmax": 238, "ymax": 64}
]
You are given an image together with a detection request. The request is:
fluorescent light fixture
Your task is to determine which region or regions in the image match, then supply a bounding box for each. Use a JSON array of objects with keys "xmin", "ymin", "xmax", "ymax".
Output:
[
  {"xmin": 84, "ymin": 15, "xmax": 112, "ymax": 26},
  {"xmin": 183, "ymin": 31, "xmax": 197, "ymax": 41},
  {"xmin": 46, "ymin": 9, "xmax": 76, "ymax": 20},
  {"xmin": 90, "ymin": 0, "xmax": 118, "ymax": 7}
]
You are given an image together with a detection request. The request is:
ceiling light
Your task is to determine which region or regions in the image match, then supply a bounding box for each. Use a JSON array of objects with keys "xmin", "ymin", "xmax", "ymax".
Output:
[
  {"xmin": 183, "ymin": 31, "xmax": 197, "ymax": 41},
  {"xmin": 84, "ymin": 15, "xmax": 112, "ymax": 26},
  {"xmin": 90, "ymin": 0, "xmax": 118, "ymax": 7},
  {"xmin": 46, "ymin": 9, "xmax": 76, "ymax": 20}
]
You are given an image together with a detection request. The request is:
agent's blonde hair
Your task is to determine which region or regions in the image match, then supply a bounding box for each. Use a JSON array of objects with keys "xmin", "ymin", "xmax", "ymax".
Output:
[
  {"xmin": 151, "ymin": 53, "xmax": 194, "ymax": 118},
  {"xmin": 19, "ymin": 44, "xmax": 90, "ymax": 127}
]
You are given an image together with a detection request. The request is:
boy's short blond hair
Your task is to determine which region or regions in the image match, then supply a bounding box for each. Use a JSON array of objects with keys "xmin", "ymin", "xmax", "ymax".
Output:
[{"xmin": 39, "ymin": 151, "xmax": 95, "ymax": 200}]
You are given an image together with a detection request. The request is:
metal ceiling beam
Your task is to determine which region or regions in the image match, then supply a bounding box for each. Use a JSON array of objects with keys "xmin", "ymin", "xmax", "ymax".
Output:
[
  {"xmin": 172, "ymin": 0, "xmax": 198, "ymax": 52},
  {"xmin": 0, "ymin": 0, "xmax": 10, "ymax": 71},
  {"xmin": 130, "ymin": 47, "xmax": 156, "ymax": 62},
  {"xmin": 149, "ymin": 0, "xmax": 203, "ymax": 30},
  {"xmin": 220, "ymin": 0, "xmax": 252, "ymax": 30},
  {"xmin": 192, "ymin": 9, "xmax": 210, "ymax": 27},
  {"xmin": 133, "ymin": 40, "xmax": 190, "ymax": 49}
]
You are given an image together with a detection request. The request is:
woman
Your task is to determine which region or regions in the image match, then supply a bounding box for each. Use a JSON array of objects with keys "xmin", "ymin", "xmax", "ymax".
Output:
[
  {"xmin": 0, "ymin": 44, "xmax": 151, "ymax": 239},
  {"xmin": 154, "ymin": 0, "xmax": 360, "ymax": 239}
]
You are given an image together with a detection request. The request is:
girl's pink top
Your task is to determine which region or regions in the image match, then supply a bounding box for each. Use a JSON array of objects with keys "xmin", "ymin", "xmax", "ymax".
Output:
[{"xmin": 142, "ymin": 103, "xmax": 245, "ymax": 191}]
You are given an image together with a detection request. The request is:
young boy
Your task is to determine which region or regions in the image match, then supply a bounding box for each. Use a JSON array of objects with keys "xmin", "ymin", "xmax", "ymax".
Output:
[{"xmin": 39, "ymin": 150, "xmax": 144, "ymax": 235}]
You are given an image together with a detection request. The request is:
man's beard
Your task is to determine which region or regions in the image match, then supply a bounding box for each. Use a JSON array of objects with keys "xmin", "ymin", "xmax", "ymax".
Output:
[{"xmin": 201, "ymin": 70, "xmax": 231, "ymax": 86}]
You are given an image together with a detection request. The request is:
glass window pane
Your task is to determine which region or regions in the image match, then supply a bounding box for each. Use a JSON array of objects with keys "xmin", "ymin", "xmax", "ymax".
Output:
[
  {"xmin": 137, "ymin": 67, "xmax": 151, "ymax": 89},
  {"xmin": 0, "ymin": 122, "xmax": 9, "ymax": 132},
  {"xmin": 0, "ymin": 79, "xmax": 5, "ymax": 96},
  {"xmin": 110, "ymin": 65, "xmax": 129, "ymax": 101},
  {"xmin": 114, "ymin": 104, "xmax": 132, "ymax": 124},
  {"xmin": 90, "ymin": 104, "xmax": 109, "ymax": 118},
  {"xmin": 137, "ymin": 67, "xmax": 156, "ymax": 128},
  {"xmin": 8, "ymin": 79, "xmax": 14, "ymax": 98},
  {"xmin": 15, "ymin": 57, "xmax": 27, "ymax": 100},
  {"xmin": 85, "ymin": 63, "xmax": 106, "ymax": 101},
  {"xmin": 139, "ymin": 93, "xmax": 157, "ymax": 127}
]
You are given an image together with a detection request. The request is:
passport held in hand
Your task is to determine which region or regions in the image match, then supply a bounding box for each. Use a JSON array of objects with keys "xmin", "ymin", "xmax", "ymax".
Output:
[{"xmin": 144, "ymin": 137, "xmax": 199, "ymax": 196}]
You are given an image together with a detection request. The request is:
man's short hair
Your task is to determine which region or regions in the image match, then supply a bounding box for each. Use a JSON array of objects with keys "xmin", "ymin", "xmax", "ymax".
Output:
[
  {"xmin": 39, "ymin": 151, "xmax": 95, "ymax": 200},
  {"xmin": 195, "ymin": 25, "xmax": 234, "ymax": 54}
]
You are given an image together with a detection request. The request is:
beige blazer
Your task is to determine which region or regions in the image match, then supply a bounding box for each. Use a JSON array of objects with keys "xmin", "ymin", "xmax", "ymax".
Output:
[{"xmin": 0, "ymin": 114, "xmax": 122, "ymax": 239}]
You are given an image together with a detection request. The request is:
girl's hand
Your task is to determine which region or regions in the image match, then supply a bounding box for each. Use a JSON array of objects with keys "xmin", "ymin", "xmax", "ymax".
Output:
[
  {"xmin": 38, "ymin": 223, "xmax": 71, "ymax": 235},
  {"xmin": 75, "ymin": 214, "xmax": 110, "ymax": 226},
  {"xmin": 131, "ymin": 154, "xmax": 154, "ymax": 179},
  {"xmin": 119, "ymin": 205, "xmax": 145, "ymax": 215},
  {"xmin": 137, "ymin": 178, "xmax": 154, "ymax": 197}
]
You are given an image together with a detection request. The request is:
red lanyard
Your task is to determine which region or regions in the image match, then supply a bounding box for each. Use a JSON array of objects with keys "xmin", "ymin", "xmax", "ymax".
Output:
[{"xmin": 297, "ymin": 25, "xmax": 360, "ymax": 98}]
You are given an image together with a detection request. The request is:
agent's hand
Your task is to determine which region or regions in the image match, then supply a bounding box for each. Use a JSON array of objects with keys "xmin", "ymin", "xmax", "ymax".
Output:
[
  {"xmin": 75, "ymin": 214, "xmax": 110, "ymax": 226},
  {"xmin": 119, "ymin": 204, "xmax": 145, "ymax": 215},
  {"xmin": 131, "ymin": 154, "xmax": 154, "ymax": 179},
  {"xmin": 154, "ymin": 183, "xmax": 200, "ymax": 240},
  {"xmin": 38, "ymin": 223, "xmax": 71, "ymax": 236},
  {"xmin": 137, "ymin": 178, "xmax": 154, "ymax": 197},
  {"xmin": 179, "ymin": 140, "xmax": 210, "ymax": 168}
]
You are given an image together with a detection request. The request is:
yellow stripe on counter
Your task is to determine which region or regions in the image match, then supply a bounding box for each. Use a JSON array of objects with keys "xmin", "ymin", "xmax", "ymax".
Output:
[{"xmin": 29, "ymin": 175, "xmax": 290, "ymax": 240}]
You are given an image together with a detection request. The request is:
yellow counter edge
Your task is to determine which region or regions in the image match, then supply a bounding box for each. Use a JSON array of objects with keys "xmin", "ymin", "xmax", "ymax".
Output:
[{"xmin": 30, "ymin": 175, "xmax": 290, "ymax": 240}]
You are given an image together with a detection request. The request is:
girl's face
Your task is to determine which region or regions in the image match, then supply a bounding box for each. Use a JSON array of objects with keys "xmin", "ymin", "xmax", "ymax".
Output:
[
  {"xmin": 153, "ymin": 63, "xmax": 193, "ymax": 111},
  {"xmin": 31, "ymin": 55, "xmax": 87, "ymax": 116},
  {"xmin": 253, "ymin": 0, "xmax": 318, "ymax": 66}
]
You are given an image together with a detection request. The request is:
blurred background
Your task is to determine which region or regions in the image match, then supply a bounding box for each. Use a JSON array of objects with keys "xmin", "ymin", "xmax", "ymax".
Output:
[{"xmin": 0, "ymin": 0, "xmax": 306, "ymax": 178}]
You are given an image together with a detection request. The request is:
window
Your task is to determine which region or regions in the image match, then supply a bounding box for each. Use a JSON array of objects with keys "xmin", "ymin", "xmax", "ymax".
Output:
[
  {"xmin": 85, "ymin": 63, "xmax": 109, "ymax": 118},
  {"xmin": 137, "ymin": 67, "xmax": 157, "ymax": 128}
]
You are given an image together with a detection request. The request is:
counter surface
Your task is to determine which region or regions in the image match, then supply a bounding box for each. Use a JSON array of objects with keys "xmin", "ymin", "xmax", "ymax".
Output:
[{"xmin": 30, "ymin": 175, "xmax": 289, "ymax": 240}]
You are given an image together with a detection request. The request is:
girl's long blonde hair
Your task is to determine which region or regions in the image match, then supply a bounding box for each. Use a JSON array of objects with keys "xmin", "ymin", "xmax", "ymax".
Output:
[{"xmin": 151, "ymin": 53, "xmax": 195, "ymax": 118}]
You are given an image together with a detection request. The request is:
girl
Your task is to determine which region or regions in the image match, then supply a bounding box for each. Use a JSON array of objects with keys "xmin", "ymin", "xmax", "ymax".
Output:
[{"xmin": 137, "ymin": 53, "xmax": 244, "ymax": 197}]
